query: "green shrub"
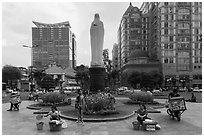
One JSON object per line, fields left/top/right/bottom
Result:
{"left": 84, "top": 93, "right": 115, "bottom": 114}
{"left": 41, "top": 92, "right": 66, "bottom": 104}
{"left": 129, "top": 91, "right": 154, "bottom": 103}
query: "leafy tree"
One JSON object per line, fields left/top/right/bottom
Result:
{"left": 149, "top": 71, "right": 163, "bottom": 88}
{"left": 127, "top": 72, "right": 141, "bottom": 89}
{"left": 75, "top": 65, "right": 90, "bottom": 90}
{"left": 32, "top": 69, "right": 46, "bottom": 88}
{"left": 2, "top": 65, "right": 21, "bottom": 88}
{"left": 41, "top": 75, "right": 55, "bottom": 91}
{"left": 127, "top": 71, "right": 162, "bottom": 89}
{"left": 109, "top": 69, "right": 119, "bottom": 88}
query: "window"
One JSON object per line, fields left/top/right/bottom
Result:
{"left": 164, "top": 2, "right": 168, "bottom": 5}
{"left": 178, "top": 9, "right": 190, "bottom": 14}
{"left": 164, "top": 22, "right": 168, "bottom": 27}
{"left": 164, "top": 29, "right": 168, "bottom": 34}
{"left": 194, "top": 57, "right": 199, "bottom": 63}
{"left": 164, "top": 58, "right": 168, "bottom": 63}
{"left": 194, "top": 7, "right": 199, "bottom": 13}
{"left": 165, "top": 15, "right": 168, "bottom": 20}
{"left": 170, "top": 36, "right": 173, "bottom": 41}
{"left": 169, "top": 58, "right": 174, "bottom": 63}
{"left": 195, "top": 43, "right": 199, "bottom": 49}
{"left": 177, "top": 64, "right": 190, "bottom": 71}
{"left": 169, "top": 43, "right": 173, "bottom": 49}
{"left": 170, "top": 15, "right": 174, "bottom": 20}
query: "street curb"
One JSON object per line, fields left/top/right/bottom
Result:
{"left": 59, "top": 111, "right": 136, "bottom": 122}
{"left": 26, "top": 106, "right": 42, "bottom": 110}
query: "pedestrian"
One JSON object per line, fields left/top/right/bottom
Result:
{"left": 7, "top": 93, "right": 21, "bottom": 111}
{"left": 76, "top": 90, "right": 85, "bottom": 125}
{"left": 44, "top": 105, "right": 60, "bottom": 121}
{"left": 136, "top": 103, "right": 150, "bottom": 125}
{"left": 186, "top": 92, "right": 197, "bottom": 102}
{"left": 168, "top": 88, "right": 180, "bottom": 100}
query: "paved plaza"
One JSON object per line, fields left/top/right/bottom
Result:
{"left": 2, "top": 99, "right": 202, "bottom": 135}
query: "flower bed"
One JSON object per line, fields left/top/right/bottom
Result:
{"left": 84, "top": 92, "right": 116, "bottom": 115}
{"left": 40, "top": 92, "right": 71, "bottom": 106}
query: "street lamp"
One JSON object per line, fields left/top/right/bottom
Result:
{"left": 22, "top": 45, "right": 34, "bottom": 92}
{"left": 22, "top": 45, "right": 33, "bottom": 66}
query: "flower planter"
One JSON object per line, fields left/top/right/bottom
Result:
{"left": 36, "top": 122, "right": 44, "bottom": 130}
{"left": 49, "top": 121, "right": 62, "bottom": 131}
{"left": 132, "top": 121, "right": 140, "bottom": 130}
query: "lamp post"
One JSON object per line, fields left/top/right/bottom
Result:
{"left": 22, "top": 45, "right": 34, "bottom": 92}
{"left": 22, "top": 45, "right": 33, "bottom": 66}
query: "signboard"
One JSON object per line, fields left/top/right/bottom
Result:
{"left": 169, "top": 97, "right": 187, "bottom": 111}
{"left": 146, "top": 124, "right": 156, "bottom": 131}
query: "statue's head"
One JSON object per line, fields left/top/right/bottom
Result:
{"left": 95, "top": 13, "right": 100, "bottom": 20}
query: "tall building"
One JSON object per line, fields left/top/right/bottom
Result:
{"left": 140, "top": 2, "right": 202, "bottom": 88}
{"left": 112, "top": 43, "right": 119, "bottom": 70}
{"left": 116, "top": 3, "right": 161, "bottom": 87}
{"left": 115, "top": 2, "right": 202, "bottom": 88}
{"left": 118, "top": 3, "right": 143, "bottom": 68}
{"left": 72, "top": 33, "right": 77, "bottom": 68}
{"left": 32, "top": 21, "right": 77, "bottom": 69}
{"left": 157, "top": 2, "right": 202, "bottom": 88}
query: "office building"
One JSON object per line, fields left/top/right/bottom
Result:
{"left": 112, "top": 43, "right": 119, "bottom": 70}
{"left": 32, "top": 21, "right": 77, "bottom": 69}
{"left": 156, "top": 2, "right": 202, "bottom": 88}
{"left": 115, "top": 2, "right": 202, "bottom": 88}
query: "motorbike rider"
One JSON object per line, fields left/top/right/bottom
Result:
{"left": 168, "top": 88, "right": 180, "bottom": 119}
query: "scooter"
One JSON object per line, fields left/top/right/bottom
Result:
{"left": 167, "top": 109, "right": 182, "bottom": 121}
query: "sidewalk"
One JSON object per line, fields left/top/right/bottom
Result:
{"left": 2, "top": 100, "right": 202, "bottom": 135}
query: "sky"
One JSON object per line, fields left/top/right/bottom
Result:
{"left": 2, "top": 1, "right": 142, "bottom": 68}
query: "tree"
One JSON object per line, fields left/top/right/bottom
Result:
{"left": 2, "top": 65, "right": 21, "bottom": 88}
{"left": 32, "top": 69, "right": 46, "bottom": 88}
{"left": 149, "top": 71, "right": 163, "bottom": 88}
{"left": 41, "top": 75, "right": 55, "bottom": 91}
{"left": 109, "top": 69, "right": 119, "bottom": 88}
{"left": 127, "top": 71, "right": 163, "bottom": 89}
{"left": 75, "top": 65, "right": 90, "bottom": 90}
{"left": 127, "top": 72, "right": 141, "bottom": 89}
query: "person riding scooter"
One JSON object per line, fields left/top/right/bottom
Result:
{"left": 168, "top": 88, "right": 181, "bottom": 120}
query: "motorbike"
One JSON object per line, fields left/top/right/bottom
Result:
{"left": 166, "top": 97, "right": 187, "bottom": 121}
{"left": 167, "top": 108, "right": 182, "bottom": 121}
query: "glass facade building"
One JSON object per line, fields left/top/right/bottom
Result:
{"left": 32, "top": 21, "right": 77, "bottom": 69}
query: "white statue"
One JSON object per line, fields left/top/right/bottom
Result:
{"left": 90, "top": 13, "right": 104, "bottom": 67}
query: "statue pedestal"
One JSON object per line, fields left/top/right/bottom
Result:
{"left": 89, "top": 67, "right": 105, "bottom": 93}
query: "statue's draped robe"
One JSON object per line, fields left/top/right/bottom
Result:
{"left": 90, "top": 15, "right": 104, "bottom": 67}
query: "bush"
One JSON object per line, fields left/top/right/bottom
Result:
{"left": 84, "top": 93, "right": 115, "bottom": 114}
{"left": 129, "top": 91, "right": 154, "bottom": 103}
{"left": 41, "top": 92, "right": 66, "bottom": 104}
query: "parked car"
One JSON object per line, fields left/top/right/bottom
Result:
{"left": 133, "top": 89, "right": 142, "bottom": 92}
{"left": 179, "top": 87, "right": 188, "bottom": 92}
{"left": 64, "top": 90, "right": 72, "bottom": 94}
{"left": 193, "top": 87, "right": 202, "bottom": 93}
{"left": 152, "top": 89, "right": 162, "bottom": 93}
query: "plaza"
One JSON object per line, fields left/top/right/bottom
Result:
{"left": 2, "top": 98, "right": 202, "bottom": 135}
{"left": 2, "top": 2, "right": 202, "bottom": 135}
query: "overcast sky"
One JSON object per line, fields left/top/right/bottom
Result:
{"left": 2, "top": 2, "right": 142, "bottom": 68}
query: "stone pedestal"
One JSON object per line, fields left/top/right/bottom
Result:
{"left": 89, "top": 67, "right": 105, "bottom": 93}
